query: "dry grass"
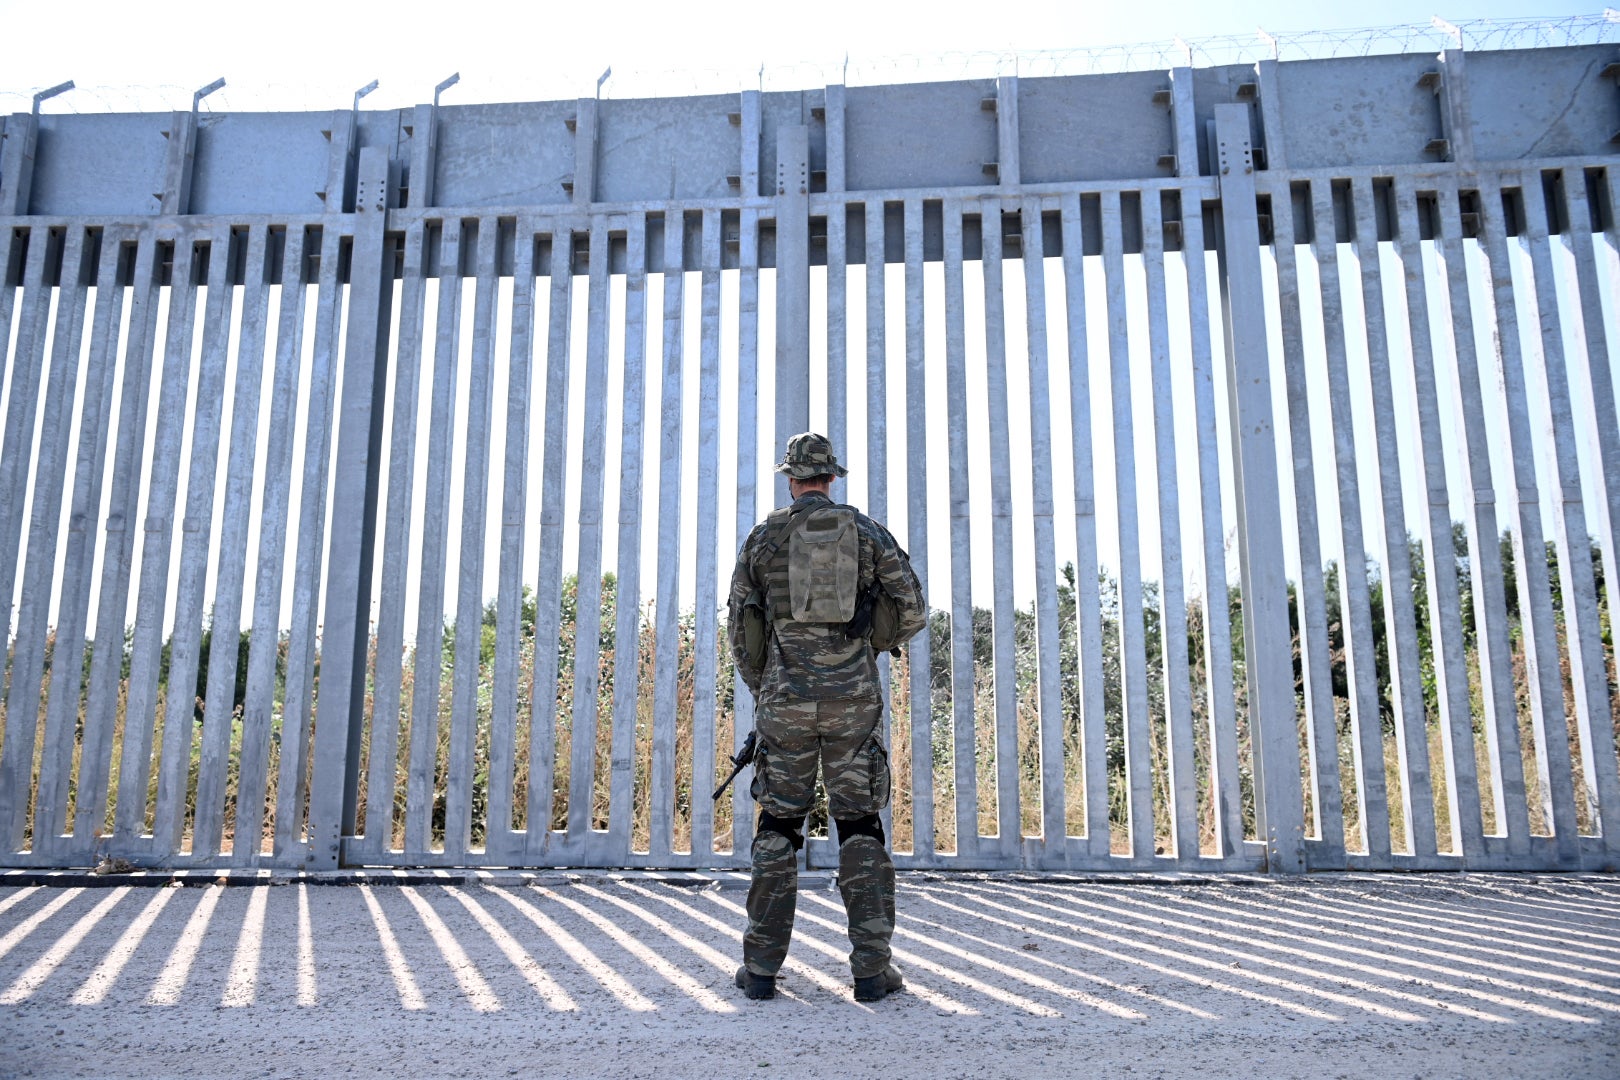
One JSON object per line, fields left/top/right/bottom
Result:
{"left": 6, "top": 539, "right": 1618, "bottom": 865}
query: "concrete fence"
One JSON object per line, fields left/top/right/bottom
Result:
{"left": 0, "top": 42, "right": 1617, "bottom": 874}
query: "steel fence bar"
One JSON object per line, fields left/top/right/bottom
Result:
{"left": 1265, "top": 179, "right": 1343, "bottom": 860}
{"left": 236, "top": 225, "right": 310, "bottom": 862}
{"left": 1389, "top": 181, "right": 1484, "bottom": 860}
{"left": 1432, "top": 178, "right": 1531, "bottom": 853}
{"left": 608, "top": 213, "right": 649, "bottom": 862}
{"left": 1018, "top": 196, "right": 1068, "bottom": 867}
{"left": 1308, "top": 179, "right": 1391, "bottom": 863}
{"left": 0, "top": 225, "right": 55, "bottom": 851}
{"left": 1177, "top": 187, "right": 1242, "bottom": 859}
{"left": 445, "top": 216, "right": 501, "bottom": 858}
{"left": 112, "top": 233, "right": 199, "bottom": 847}
{"left": 730, "top": 206, "right": 760, "bottom": 862}
{"left": 525, "top": 230, "right": 573, "bottom": 860}
{"left": 565, "top": 214, "right": 612, "bottom": 852}
{"left": 1057, "top": 193, "right": 1109, "bottom": 861}
{"left": 902, "top": 196, "right": 935, "bottom": 861}
{"left": 485, "top": 217, "right": 537, "bottom": 863}
{"left": 1100, "top": 189, "right": 1154, "bottom": 862}
{"left": 54, "top": 226, "right": 131, "bottom": 851}
{"left": 151, "top": 223, "right": 233, "bottom": 856}
{"left": 864, "top": 198, "right": 893, "bottom": 838}
{"left": 689, "top": 208, "right": 724, "bottom": 859}
{"left": 941, "top": 198, "right": 978, "bottom": 860}
{"left": 649, "top": 210, "right": 686, "bottom": 861}
{"left": 14, "top": 225, "right": 90, "bottom": 854}
{"left": 403, "top": 218, "right": 465, "bottom": 857}
{"left": 1349, "top": 177, "right": 1437, "bottom": 859}
{"left": 1559, "top": 169, "right": 1620, "bottom": 856}
{"left": 0, "top": 223, "right": 17, "bottom": 438}
{"left": 91, "top": 232, "right": 162, "bottom": 845}
{"left": 0, "top": 224, "right": 52, "bottom": 661}
{"left": 1477, "top": 171, "right": 1578, "bottom": 864}
{"left": 192, "top": 223, "right": 273, "bottom": 859}
{"left": 1520, "top": 174, "right": 1620, "bottom": 851}
{"left": 360, "top": 221, "right": 429, "bottom": 859}
{"left": 271, "top": 223, "right": 345, "bottom": 857}
{"left": 979, "top": 197, "right": 1021, "bottom": 859}
{"left": 826, "top": 200, "right": 848, "bottom": 482}
{"left": 1141, "top": 190, "right": 1198, "bottom": 862}
{"left": 1577, "top": 168, "right": 1620, "bottom": 700}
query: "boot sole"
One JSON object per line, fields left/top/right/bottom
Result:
{"left": 853, "top": 978, "right": 901, "bottom": 1002}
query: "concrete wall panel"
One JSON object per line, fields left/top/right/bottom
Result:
{"left": 1273, "top": 53, "right": 1440, "bottom": 170}
{"left": 1468, "top": 46, "right": 1619, "bottom": 161}
{"left": 597, "top": 93, "right": 738, "bottom": 203}
{"left": 431, "top": 101, "right": 575, "bottom": 209}
{"left": 845, "top": 80, "right": 996, "bottom": 191}
{"left": 1020, "top": 71, "right": 1171, "bottom": 182}
{"left": 29, "top": 113, "right": 168, "bottom": 216}
{"left": 7, "top": 46, "right": 1614, "bottom": 217}
{"left": 190, "top": 112, "right": 329, "bottom": 216}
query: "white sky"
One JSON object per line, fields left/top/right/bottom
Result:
{"left": 0, "top": 1, "right": 1604, "bottom": 112}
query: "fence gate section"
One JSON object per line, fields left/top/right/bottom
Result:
{"left": 1, "top": 38, "right": 1618, "bottom": 875}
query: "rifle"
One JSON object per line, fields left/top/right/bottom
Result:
{"left": 712, "top": 730, "right": 759, "bottom": 801}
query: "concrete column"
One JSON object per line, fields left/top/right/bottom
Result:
{"left": 308, "top": 145, "right": 398, "bottom": 868}
{"left": 1253, "top": 59, "right": 1288, "bottom": 171}
{"left": 407, "top": 102, "right": 439, "bottom": 208}
{"left": 774, "top": 124, "right": 810, "bottom": 503}
{"left": 572, "top": 97, "right": 598, "bottom": 205}
{"left": 1168, "top": 68, "right": 1199, "bottom": 177}
{"left": 1437, "top": 47, "right": 1476, "bottom": 165}
{"left": 1212, "top": 103, "right": 1304, "bottom": 874}
{"left": 321, "top": 108, "right": 360, "bottom": 213}
{"left": 823, "top": 85, "right": 846, "bottom": 193}
{"left": 995, "top": 76, "right": 1021, "bottom": 188}
{"left": 739, "top": 90, "right": 761, "bottom": 197}
{"left": 158, "top": 110, "right": 199, "bottom": 216}
{"left": 0, "top": 114, "right": 38, "bottom": 215}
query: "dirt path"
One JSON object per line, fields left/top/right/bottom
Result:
{"left": 2, "top": 873, "right": 1616, "bottom": 1078}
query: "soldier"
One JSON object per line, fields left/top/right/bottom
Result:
{"left": 727, "top": 432, "right": 926, "bottom": 1003}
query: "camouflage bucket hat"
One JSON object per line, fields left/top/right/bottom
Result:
{"left": 775, "top": 432, "right": 849, "bottom": 479}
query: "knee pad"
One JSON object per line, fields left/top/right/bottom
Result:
{"left": 834, "top": 813, "right": 885, "bottom": 847}
{"left": 757, "top": 811, "right": 806, "bottom": 852}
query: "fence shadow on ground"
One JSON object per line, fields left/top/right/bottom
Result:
{"left": 2, "top": 878, "right": 1618, "bottom": 1028}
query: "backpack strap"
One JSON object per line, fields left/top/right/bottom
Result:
{"left": 761, "top": 500, "right": 823, "bottom": 560}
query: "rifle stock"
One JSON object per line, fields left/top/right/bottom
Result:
{"left": 713, "top": 730, "right": 759, "bottom": 801}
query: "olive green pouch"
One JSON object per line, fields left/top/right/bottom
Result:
{"left": 867, "top": 590, "right": 900, "bottom": 653}
{"left": 741, "top": 588, "right": 770, "bottom": 674}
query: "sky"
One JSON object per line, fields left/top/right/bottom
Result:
{"left": 0, "top": 1, "right": 1607, "bottom": 113}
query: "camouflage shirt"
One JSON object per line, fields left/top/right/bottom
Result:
{"left": 728, "top": 491, "right": 926, "bottom": 707}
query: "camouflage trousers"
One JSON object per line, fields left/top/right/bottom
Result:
{"left": 744, "top": 697, "right": 895, "bottom": 980}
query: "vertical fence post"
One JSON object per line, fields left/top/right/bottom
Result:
{"left": 307, "top": 146, "right": 397, "bottom": 870}
{"left": 774, "top": 125, "right": 810, "bottom": 504}
{"left": 0, "top": 112, "right": 39, "bottom": 214}
{"left": 1211, "top": 104, "right": 1304, "bottom": 874}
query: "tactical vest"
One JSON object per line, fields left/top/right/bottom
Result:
{"left": 761, "top": 502, "right": 862, "bottom": 625}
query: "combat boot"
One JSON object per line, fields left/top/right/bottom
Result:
{"left": 735, "top": 966, "right": 777, "bottom": 1000}
{"left": 853, "top": 964, "right": 903, "bottom": 1002}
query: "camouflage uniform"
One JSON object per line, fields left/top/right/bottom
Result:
{"left": 727, "top": 434, "right": 926, "bottom": 988}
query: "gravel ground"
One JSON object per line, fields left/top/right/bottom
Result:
{"left": 1, "top": 873, "right": 1616, "bottom": 1079}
